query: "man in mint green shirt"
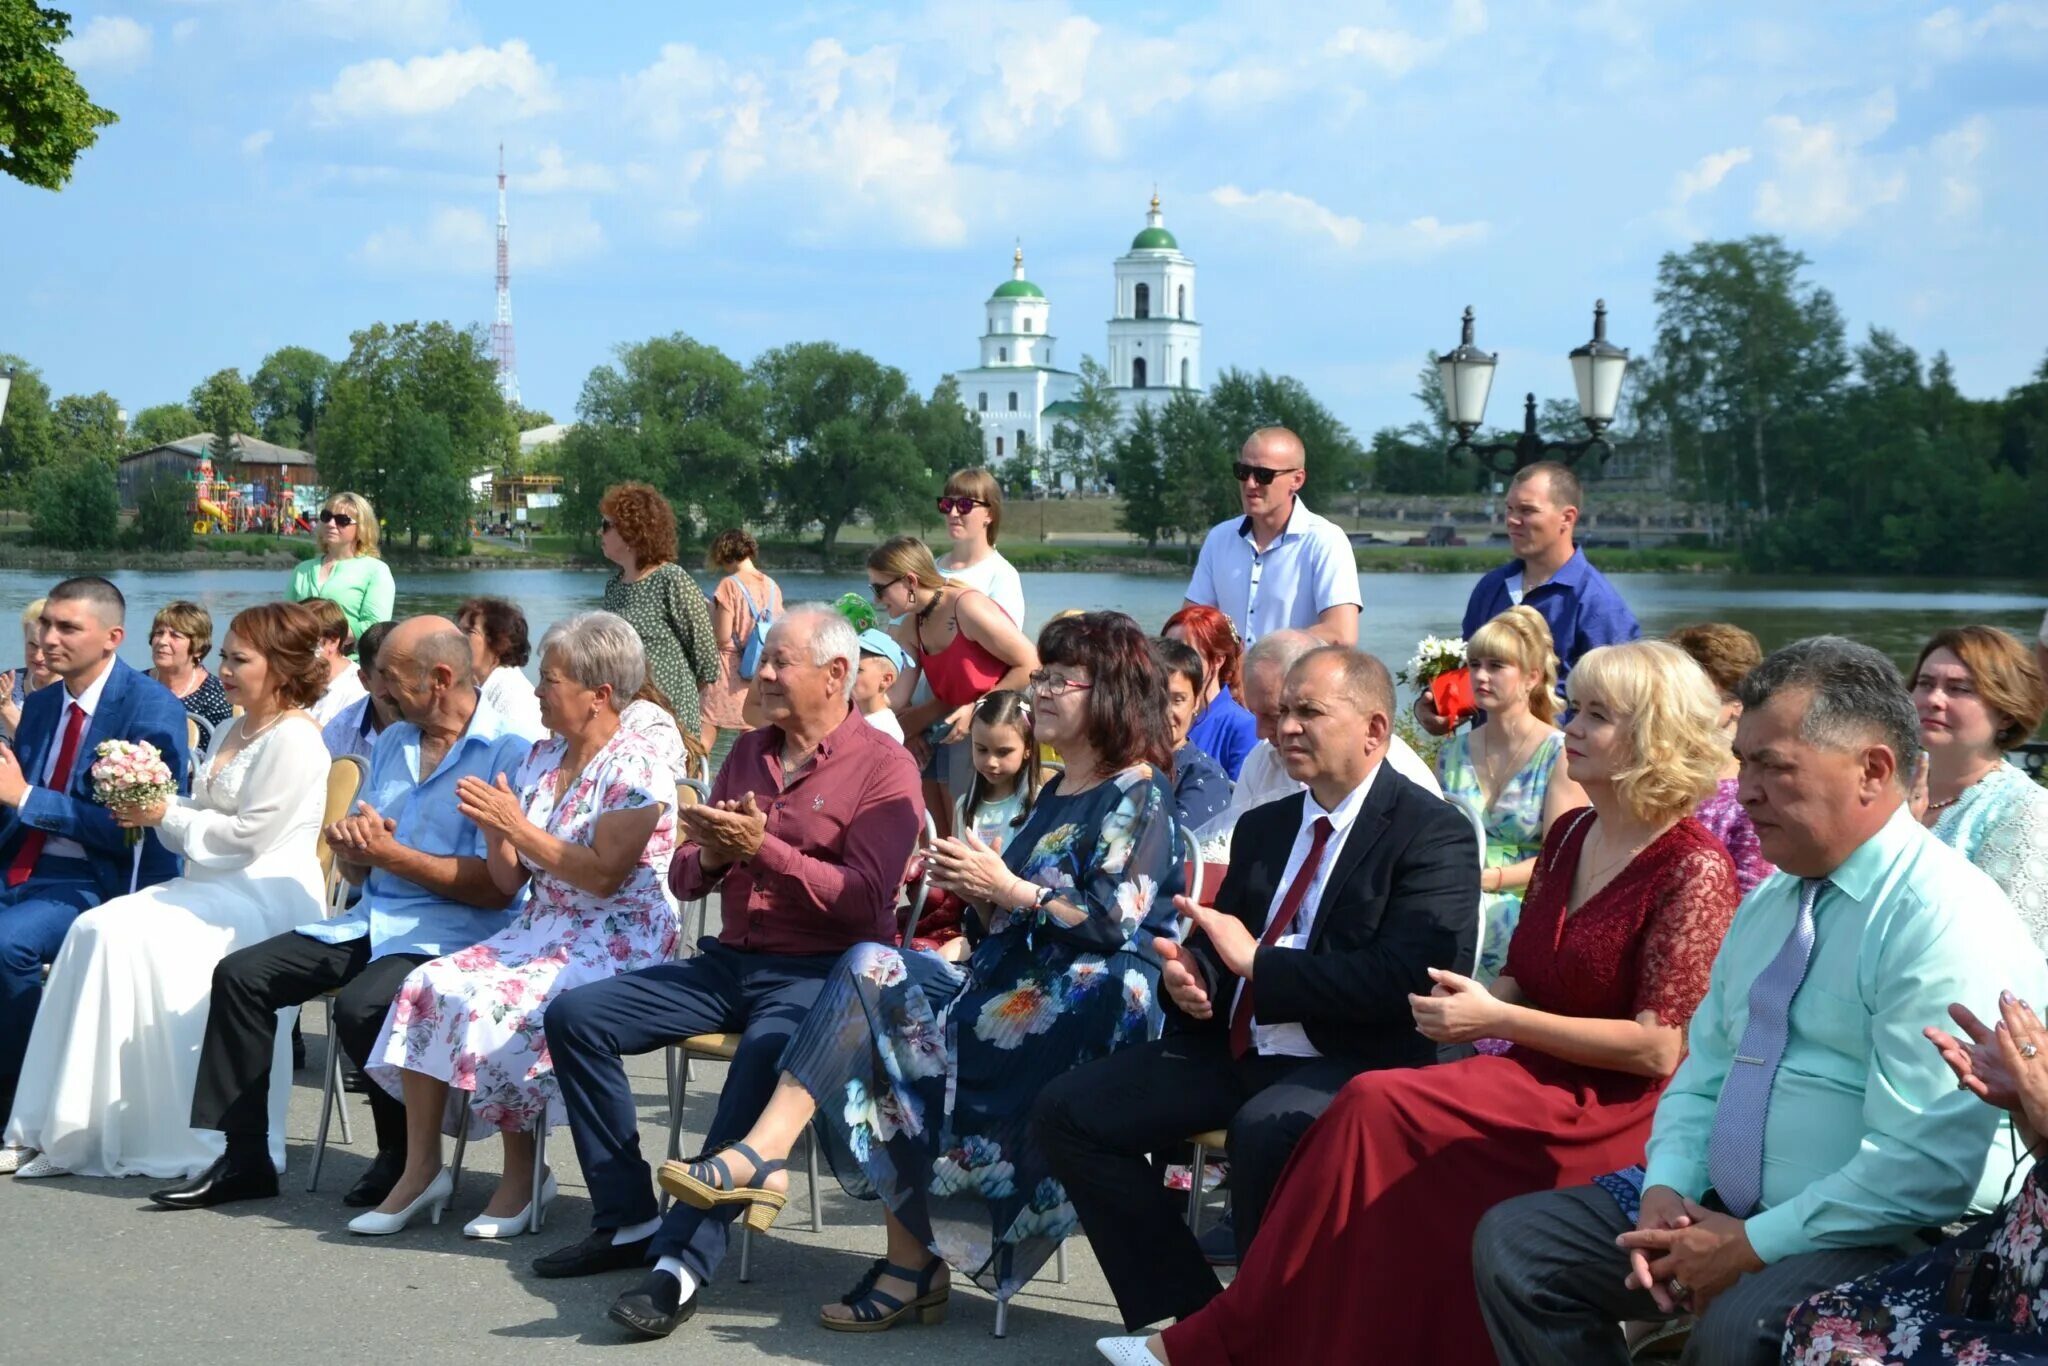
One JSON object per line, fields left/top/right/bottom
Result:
{"left": 1475, "top": 637, "right": 2048, "bottom": 1365}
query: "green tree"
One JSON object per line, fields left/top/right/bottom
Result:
{"left": 28, "top": 455, "right": 117, "bottom": 548}
{"left": 1204, "top": 368, "right": 1368, "bottom": 509}
{"left": 250, "top": 346, "right": 333, "bottom": 449}
{"left": 318, "top": 321, "right": 510, "bottom": 551}
{"left": 507, "top": 402, "right": 556, "bottom": 431}
{"left": 189, "top": 368, "right": 257, "bottom": 466}
{"left": 50, "top": 389, "right": 122, "bottom": 463}
{"left": 1157, "top": 389, "right": 1235, "bottom": 555}
{"left": 564, "top": 333, "right": 765, "bottom": 543}
{"left": 0, "top": 2, "right": 118, "bottom": 190}
{"left": 0, "top": 355, "right": 57, "bottom": 494}
{"left": 129, "top": 470, "right": 193, "bottom": 551}
{"left": 1047, "top": 355, "right": 1122, "bottom": 491}
{"left": 127, "top": 401, "right": 198, "bottom": 450}
{"left": 1112, "top": 405, "right": 1169, "bottom": 548}
{"left": 753, "top": 341, "right": 931, "bottom": 556}
{"left": 904, "top": 375, "right": 985, "bottom": 482}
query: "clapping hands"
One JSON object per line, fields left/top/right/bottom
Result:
{"left": 1927, "top": 992, "right": 2048, "bottom": 1133}
{"left": 678, "top": 792, "right": 767, "bottom": 868}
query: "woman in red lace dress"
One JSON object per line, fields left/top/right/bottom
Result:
{"left": 1097, "top": 641, "right": 1744, "bottom": 1366}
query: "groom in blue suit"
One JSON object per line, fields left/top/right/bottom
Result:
{"left": 0, "top": 577, "right": 188, "bottom": 1123}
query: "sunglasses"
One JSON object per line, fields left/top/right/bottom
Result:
{"left": 868, "top": 575, "right": 904, "bottom": 602}
{"left": 317, "top": 510, "right": 356, "bottom": 527}
{"left": 937, "top": 496, "right": 988, "bottom": 515}
{"left": 1233, "top": 463, "right": 1301, "bottom": 486}
{"left": 598, "top": 517, "right": 614, "bottom": 532}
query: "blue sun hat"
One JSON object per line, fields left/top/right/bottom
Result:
{"left": 856, "top": 627, "right": 908, "bottom": 674}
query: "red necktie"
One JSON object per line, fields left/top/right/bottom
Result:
{"left": 1228, "top": 815, "right": 1333, "bottom": 1059}
{"left": 8, "top": 702, "right": 88, "bottom": 887}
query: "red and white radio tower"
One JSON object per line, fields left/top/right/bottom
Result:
{"left": 491, "top": 143, "right": 520, "bottom": 406}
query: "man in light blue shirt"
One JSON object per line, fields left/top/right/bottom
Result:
{"left": 1184, "top": 427, "right": 1361, "bottom": 648}
{"left": 1475, "top": 636, "right": 2048, "bottom": 1365}
{"left": 153, "top": 617, "right": 531, "bottom": 1214}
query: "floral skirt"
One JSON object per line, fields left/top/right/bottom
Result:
{"left": 1781, "top": 1167, "right": 2048, "bottom": 1364}
{"left": 781, "top": 941, "right": 1079, "bottom": 1300}
{"left": 368, "top": 910, "right": 675, "bottom": 1139}
{"left": 1476, "top": 888, "right": 1523, "bottom": 985}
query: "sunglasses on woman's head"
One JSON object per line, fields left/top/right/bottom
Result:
{"left": 1232, "top": 463, "right": 1300, "bottom": 486}
{"left": 936, "top": 496, "right": 988, "bottom": 515}
{"left": 317, "top": 511, "right": 355, "bottom": 527}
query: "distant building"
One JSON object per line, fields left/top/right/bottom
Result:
{"left": 1107, "top": 194, "right": 1202, "bottom": 422}
{"left": 116, "top": 432, "right": 317, "bottom": 510}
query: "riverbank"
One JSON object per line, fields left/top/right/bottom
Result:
{"left": 0, "top": 536, "right": 1742, "bottom": 577}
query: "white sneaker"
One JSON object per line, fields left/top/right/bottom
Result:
{"left": 1097, "top": 1337, "right": 1165, "bottom": 1364}
{"left": 0, "top": 1147, "right": 35, "bottom": 1175}
{"left": 13, "top": 1153, "right": 67, "bottom": 1179}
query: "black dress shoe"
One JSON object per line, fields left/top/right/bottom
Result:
{"left": 1198, "top": 1216, "right": 1238, "bottom": 1267}
{"left": 342, "top": 1152, "right": 406, "bottom": 1208}
{"left": 533, "top": 1227, "right": 655, "bottom": 1279}
{"left": 608, "top": 1271, "right": 698, "bottom": 1339}
{"left": 150, "top": 1154, "right": 280, "bottom": 1210}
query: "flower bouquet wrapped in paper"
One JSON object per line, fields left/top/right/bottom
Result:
{"left": 90, "top": 739, "right": 177, "bottom": 849}
{"left": 1399, "top": 634, "right": 1477, "bottom": 728}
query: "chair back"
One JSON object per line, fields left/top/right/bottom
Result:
{"left": 318, "top": 755, "right": 368, "bottom": 894}
{"left": 898, "top": 808, "right": 939, "bottom": 945}
{"left": 186, "top": 712, "right": 216, "bottom": 760}
{"left": 677, "top": 778, "right": 707, "bottom": 809}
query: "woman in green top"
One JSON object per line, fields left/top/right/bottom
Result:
{"left": 598, "top": 482, "right": 719, "bottom": 736}
{"left": 288, "top": 491, "right": 395, "bottom": 646}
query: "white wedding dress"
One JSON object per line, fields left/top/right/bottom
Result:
{"left": 3, "top": 714, "right": 329, "bottom": 1177}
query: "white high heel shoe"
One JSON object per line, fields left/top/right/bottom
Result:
{"left": 462, "top": 1173, "right": 558, "bottom": 1239}
{"left": 347, "top": 1168, "right": 454, "bottom": 1236}
{"left": 1097, "top": 1337, "right": 1165, "bottom": 1365}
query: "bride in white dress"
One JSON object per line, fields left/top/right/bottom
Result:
{"left": 4, "top": 602, "right": 333, "bottom": 1179}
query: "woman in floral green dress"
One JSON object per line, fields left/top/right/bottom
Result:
{"left": 660, "top": 612, "right": 1183, "bottom": 1333}
{"left": 597, "top": 482, "right": 719, "bottom": 737}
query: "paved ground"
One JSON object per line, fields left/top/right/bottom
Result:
{"left": 0, "top": 1015, "right": 1148, "bottom": 1365}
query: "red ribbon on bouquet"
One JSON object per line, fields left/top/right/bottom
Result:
{"left": 1430, "top": 666, "right": 1479, "bottom": 728}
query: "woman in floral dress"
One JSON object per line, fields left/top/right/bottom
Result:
{"left": 660, "top": 611, "right": 1182, "bottom": 1334}
{"left": 355, "top": 612, "right": 678, "bottom": 1239}
{"left": 1781, "top": 991, "right": 2048, "bottom": 1364}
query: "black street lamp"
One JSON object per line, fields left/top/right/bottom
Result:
{"left": 1440, "top": 301, "right": 1629, "bottom": 475}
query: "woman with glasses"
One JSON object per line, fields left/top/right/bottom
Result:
{"left": 0, "top": 598, "right": 60, "bottom": 743}
{"left": 934, "top": 469, "right": 1024, "bottom": 625}
{"left": 868, "top": 534, "right": 1038, "bottom": 836}
{"left": 597, "top": 482, "right": 719, "bottom": 742}
{"left": 146, "top": 602, "right": 234, "bottom": 753}
{"left": 287, "top": 492, "right": 395, "bottom": 648}
{"left": 658, "top": 611, "right": 1181, "bottom": 1335}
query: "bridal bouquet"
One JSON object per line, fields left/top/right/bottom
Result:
{"left": 90, "top": 739, "right": 178, "bottom": 847}
{"left": 1399, "top": 634, "right": 1478, "bottom": 727}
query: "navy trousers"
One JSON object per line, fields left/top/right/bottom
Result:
{"left": 546, "top": 940, "right": 839, "bottom": 1284}
{"left": 0, "top": 857, "right": 101, "bottom": 1117}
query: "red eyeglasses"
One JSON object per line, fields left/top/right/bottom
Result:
{"left": 936, "top": 496, "right": 989, "bottom": 515}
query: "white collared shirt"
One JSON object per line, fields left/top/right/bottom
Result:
{"left": 1184, "top": 498, "right": 1363, "bottom": 646}
{"left": 1235, "top": 765, "right": 1379, "bottom": 1058}
{"left": 32, "top": 661, "right": 115, "bottom": 862}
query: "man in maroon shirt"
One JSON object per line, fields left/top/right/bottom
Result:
{"left": 533, "top": 605, "right": 924, "bottom": 1337}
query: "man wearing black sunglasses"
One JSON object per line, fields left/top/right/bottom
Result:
{"left": 1184, "top": 427, "right": 1361, "bottom": 650}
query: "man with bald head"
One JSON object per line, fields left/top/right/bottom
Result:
{"left": 1184, "top": 427, "right": 1362, "bottom": 648}
{"left": 154, "top": 615, "right": 534, "bottom": 1212}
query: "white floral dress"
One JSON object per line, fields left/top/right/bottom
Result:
{"left": 367, "top": 726, "right": 678, "bottom": 1137}
{"left": 779, "top": 765, "right": 1181, "bottom": 1299}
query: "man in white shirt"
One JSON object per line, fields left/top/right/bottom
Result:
{"left": 1040, "top": 645, "right": 1479, "bottom": 1336}
{"left": 1184, "top": 427, "right": 1362, "bottom": 648}
{"left": 1202, "top": 631, "right": 1438, "bottom": 848}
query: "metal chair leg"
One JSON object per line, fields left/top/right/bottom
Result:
{"left": 328, "top": 999, "right": 353, "bottom": 1146}
{"left": 993, "top": 1294, "right": 1009, "bottom": 1338}
{"left": 1186, "top": 1141, "right": 1208, "bottom": 1234}
{"left": 530, "top": 1119, "right": 549, "bottom": 1234}
{"left": 449, "top": 1093, "right": 473, "bottom": 1201}
{"left": 1055, "top": 1242, "right": 1068, "bottom": 1284}
{"left": 307, "top": 1023, "right": 342, "bottom": 1193}
{"left": 738, "top": 1221, "right": 753, "bottom": 1282}
{"left": 806, "top": 1124, "right": 823, "bottom": 1233}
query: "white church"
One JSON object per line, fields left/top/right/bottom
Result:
{"left": 948, "top": 194, "right": 1203, "bottom": 476}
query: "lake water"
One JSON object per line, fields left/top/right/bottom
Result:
{"left": 4, "top": 565, "right": 2042, "bottom": 692}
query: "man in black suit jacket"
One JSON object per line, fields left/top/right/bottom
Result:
{"left": 1034, "top": 645, "right": 1479, "bottom": 1333}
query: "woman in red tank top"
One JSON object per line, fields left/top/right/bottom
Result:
{"left": 866, "top": 536, "right": 1038, "bottom": 829}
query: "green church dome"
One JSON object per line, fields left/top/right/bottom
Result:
{"left": 1131, "top": 226, "right": 1179, "bottom": 250}
{"left": 991, "top": 278, "right": 1045, "bottom": 299}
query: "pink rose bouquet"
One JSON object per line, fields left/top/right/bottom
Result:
{"left": 89, "top": 739, "right": 178, "bottom": 846}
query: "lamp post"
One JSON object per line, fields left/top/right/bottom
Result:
{"left": 1440, "top": 301, "right": 1629, "bottom": 475}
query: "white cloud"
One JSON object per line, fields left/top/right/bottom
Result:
{"left": 973, "top": 15, "right": 1099, "bottom": 146}
{"left": 1653, "top": 146, "right": 1753, "bottom": 238}
{"left": 1753, "top": 90, "right": 1907, "bottom": 236}
{"left": 62, "top": 16, "right": 152, "bottom": 75}
{"left": 521, "top": 144, "right": 619, "bottom": 195}
{"left": 1326, "top": 0, "right": 1487, "bottom": 77}
{"left": 1919, "top": 3, "right": 2048, "bottom": 60}
{"left": 1929, "top": 117, "right": 1989, "bottom": 221}
{"left": 356, "top": 201, "right": 606, "bottom": 275}
{"left": 240, "top": 129, "right": 274, "bottom": 157}
{"left": 1208, "top": 185, "right": 1487, "bottom": 257}
{"left": 313, "top": 40, "right": 558, "bottom": 123}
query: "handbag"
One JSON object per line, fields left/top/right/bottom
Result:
{"left": 734, "top": 578, "right": 774, "bottom": 681}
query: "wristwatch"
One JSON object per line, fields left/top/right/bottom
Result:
{"left": 1024, "top": 883, "right": 1057, "bottom": 914}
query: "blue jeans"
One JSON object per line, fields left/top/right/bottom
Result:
{"left": 0, "top": 857, "right": 101, "bottom": 1115}
{"left": 545, "top": 939, "right": 840, "bottom": 1284}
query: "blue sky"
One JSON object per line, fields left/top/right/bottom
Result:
{"left": 5, "top": 0, "right": 2045, "bottom": 441}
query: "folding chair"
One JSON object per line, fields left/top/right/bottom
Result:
{"left": 447, "top": 1092, "right": 554, "bottom": 1233}
{"left": 306, "top": 755, "right": 368, "bottom": 1192}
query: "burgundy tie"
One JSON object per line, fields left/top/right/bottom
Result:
{"left": 1228, "top": 816, "right": 1334, "bottom": 1059}
{"left": 8, "top": 702, "right": 88, "bottom": 888}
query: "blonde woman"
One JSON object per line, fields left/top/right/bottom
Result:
{"left": 1102, "top": 641, "right": 1741, "bottom": 1366}
{"left": 1434, "top": 605, "right": 1586, "bottom": 982}
{"left": 0, "top": 598, "right": 58, "bottom": 741}
{"left": 288, "top": 491, "right": 395, "bottom": 647}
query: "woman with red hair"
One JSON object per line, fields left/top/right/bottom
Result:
{"left": 1163, "top": 606, "right": 1257, "bottom": 781}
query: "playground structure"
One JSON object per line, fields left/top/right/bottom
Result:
{"left": 187, "top": 457, "right": 317, "bottom": 536}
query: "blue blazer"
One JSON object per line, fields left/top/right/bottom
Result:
{"left": 0, "top": 659, "right": 191, "bottom": 900}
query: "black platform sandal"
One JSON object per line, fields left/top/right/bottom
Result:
{"left": 656, "top": 1141, "right": 788, "bottom": 1231}
{"left": 819, "top": 1257, "right": 948, "bottom": 1333}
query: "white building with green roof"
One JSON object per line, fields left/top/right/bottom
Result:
{"left": 949, "top": 244, "right": 1079, "bottom": 467}
{"left": 1108, "top": 193, "right": 1202, "bottom": 420}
